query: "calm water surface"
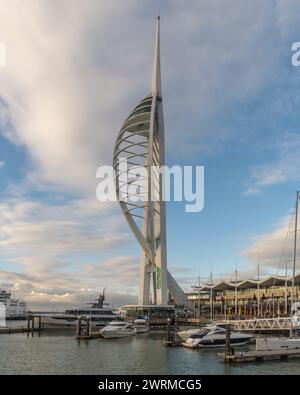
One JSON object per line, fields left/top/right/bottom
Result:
{"left": 1, "top": 322, "right": 300, "bottom": 375}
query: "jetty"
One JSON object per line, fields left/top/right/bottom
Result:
{"left": 224, "top": 348, "right": 300, "bottom": 363}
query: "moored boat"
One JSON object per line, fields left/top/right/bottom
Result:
{"left": 100, "top": 320, "right": 135, "bottom": 339}
{"left": 133, "top": 317, "right": 150, "bottom": 333}
{"left": 42, "top": 290, "right": 120, "bottom": 329}
{"left": 182, "top": 324, "right": 253, "bottom": 349}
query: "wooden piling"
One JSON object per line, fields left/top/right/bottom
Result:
{"left": 27, "top": 315, "right": 31, "bottom": 331}
{"left": 76, "top": 316, "right": 82, "bottom": 337}
{"left": 31, "top": 315, "right": 35, "bottom": 332}
{"left": 225, "top": 323, "right": 231, "bottom": 359}
{"left": 86, "top": 316, "right": 90, "bottom": 337}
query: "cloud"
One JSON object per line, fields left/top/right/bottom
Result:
{"left": 0, "top": 254, "right": 140, "bottom": 310}
{"left": 1, "top": 0, "right": 297, "bottom": 184}
{"left": 244, "top": 133, "right": 300, "bottom": 194}
{"left": 0, "top": 198, "right": 131, "bottom": 257}
{"left": 241, "top": 212, "right": 299, "bottom": 273}
{"left": 0, "top": 160, "right": 5, "bottom": 169}
{"left": 0, "top": 196, "right": 139, "bottom": 308}
{"left": 1, "top": 1, "right": 300, "bottom": 307}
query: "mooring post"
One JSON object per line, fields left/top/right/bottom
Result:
{"left": 167, "top": 318, "right": 171, "bottom": 342}
{"left": 76, "top": 316, "right": 82, "bottom": 337}
{"left": 38, "top": 315, "right": 42, "bottom": 330}
{"left": 86, "top": 316, "right": 90, "bottom": 337}
{"left": 225, "top": 323, "right": 231, "bottom": 360}
{"left": 27, "top": 315, "right": 31, "bottom": 332}
{"left": 31, "top": 315, "right": 35, "bottom": 333}
{"left": 174, "top": 314, "right": 178, "bottom": 342}
{"left": 89, "top": 316, "right": 92, "bottom": 336}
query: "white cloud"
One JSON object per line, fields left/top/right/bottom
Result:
{"left": 0, "top": 198, "right": 131, "bottom": 257}
{"left": 0, "top": 160, "right": 5, "bottom": 169}
{"left": 1, "top": 0, "right": 297, "bottom": 185}
{"left": 244, "top": 133, "right": 300, "bottom": 194}
{"left": 241, "top": 212, "right": 299, "bottom": 273}
{"left": 0, "top": 254, "right": 140, "bottom": 310}
{"left": 1, "top": 1, "right": 300, "bottom": 307}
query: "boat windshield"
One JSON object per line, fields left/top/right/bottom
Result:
{"left": 190, "top": 328, "right": 210, "bottom": 339}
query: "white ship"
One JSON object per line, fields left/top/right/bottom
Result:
{"left": 42, "top": 290, "right": 120, "bottom": 329}
{"left": 0, "top": 289, "right": 27, "bottom": 319}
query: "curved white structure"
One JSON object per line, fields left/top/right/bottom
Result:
{"left": 113, "top": 18, "right": 191, "bottom": 309}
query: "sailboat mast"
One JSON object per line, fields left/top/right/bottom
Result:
{"left": 290, "top": 190, "right": 299, "bottom": 336}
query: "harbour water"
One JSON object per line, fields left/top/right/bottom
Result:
{"left": 1, "top": 322, "right": 300, "bottom": 375}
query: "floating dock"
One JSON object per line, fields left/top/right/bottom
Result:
{"left": 224, "top": 348, "right": 300, "bottom": 363}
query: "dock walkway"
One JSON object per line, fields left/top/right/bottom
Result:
{"left": 218, "top": 317, "right": 291, "bottom": 333}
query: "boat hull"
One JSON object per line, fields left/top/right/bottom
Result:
{"left": 134, "top": 326, "right": 150, "bottom": 333}
{"left": 182, "top": 338, "right": 252, "bottom": 349}
{"left": 42, "top": 315, "right": 115, "bottom": 328}
{"left": 182, "top": 334, "right": 253, "bottom": 349}
{"left": 101, "top": 330, "right": 135, "bottom": 339}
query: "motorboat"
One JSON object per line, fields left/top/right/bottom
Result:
{"left": 133, "top": 317, "right": 150, "bottom": 333}
{"left": 100, "top": 320, "right": 135, "bottom": 339}
{"left": 182, "top": 325, "right": 253, "bottom": 349}
{"left": 177, "top": 328, "right": 204, "bottom": 341}
{"left": 42, "top": 290, "right": 120, "bottom": 329}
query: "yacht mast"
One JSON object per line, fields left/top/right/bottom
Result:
{"left": 290, "top": 190, "right": 299, "bottom": 336}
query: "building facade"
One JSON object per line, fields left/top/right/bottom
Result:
{"left": 187, "top": 274, "right": 300, "bottom": 319}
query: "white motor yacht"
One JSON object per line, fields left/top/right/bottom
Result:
{"left": 100, "top": 320, "right": 135, "bottom": 339}
{"left": 42, "top": 290, "right": 120, "bottom": 329}
{"left": 133, "top": 317, "right": 150, "bottom": 333}
{"left": 182, "top": 325, "right": 253, "bottom": 349}
{"left": 177, "top": 328, "right": 204, "bottom": 341}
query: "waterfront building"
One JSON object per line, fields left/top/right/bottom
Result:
{"left": 186, "top": 273, "right": 300, "bottom": 319}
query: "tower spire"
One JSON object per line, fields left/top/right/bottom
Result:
{"left": 151, "top": 16, "right": 162, "bottom": 96}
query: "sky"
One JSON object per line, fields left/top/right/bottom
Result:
{"left": 1, "top": 0, "right": 300, "bottom": 310}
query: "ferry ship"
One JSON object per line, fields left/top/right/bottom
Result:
{"left": 42, "top": 290, "right": 121, "bottom": 328}
{"left": 0, "top": 289, "right": 27, "bottom": 319}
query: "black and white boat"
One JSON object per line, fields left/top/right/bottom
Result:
{"left": 182, "top": 325, "right": 253, "bottom": 349}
